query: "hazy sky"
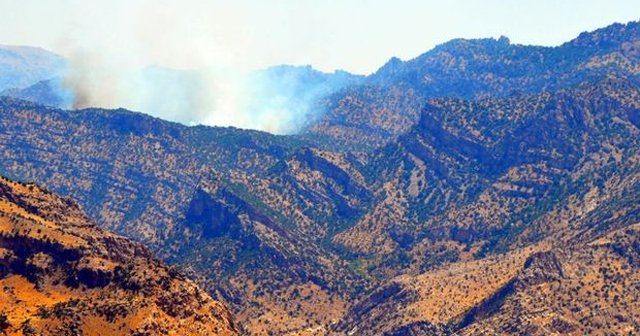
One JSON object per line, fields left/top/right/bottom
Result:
{"left": 1, "top": 0, "right": 639, "bottom": 74}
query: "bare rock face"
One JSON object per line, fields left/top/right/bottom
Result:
{"left": 518, "top": 251, "right": 565, "bottom": 287}
{"left": 0, "top": 176, "right": 237, "bottom": 335}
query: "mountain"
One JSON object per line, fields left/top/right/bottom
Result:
{"left": 0, "top": 45, "right": 65, "bottom": 92}
{"left": 334, "top": 76, "right": 640, "bottom": 257}
{"left": 333, "top": 77, "right": 640, "bottom": 334}
{"left": 337, "top": 225, "right": 640, "bottom": 335}
{"left": 1, "top": 77, "right": 638, "bottom": 335}
{"left": 0, "top": 21, "right": 639, "bottom": 335}
{"left": 306, "top": 21, "right": 640, "bottom": 149}
{"left": 0, "top": 175, "right": 237, "bottom": 335}
{"left": 0, "top": 97, "right": 370, "bottom": 335}
{"left": 2, "top": 22, "right": 638, "bottom": 145}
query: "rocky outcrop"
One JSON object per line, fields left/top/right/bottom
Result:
{"left": 519, "top": 251, "right": 565, "bottom": 286}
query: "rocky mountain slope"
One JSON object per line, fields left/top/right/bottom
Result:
{"left": 340, "top": 185, "right": 640, "bottom": 335}
{"left": 335, "top": 76, "right": 640, "bottom": 257}
{"left": 337, "top": 223, "right": 640, "bottom": 335}
{"left": 0, "top": 175, "right": 237, "bottom": 335}
{"left": 0, "top": 97, "right": 369, "bottom": 334}
{"left": 0, "top": 21, "right": 639, "bottom": 335}
{"left": 329, "top": 75, "right": 640, "bottom": 335}
{"left": 306, "top": 21, "right": 640, "bottom": 149}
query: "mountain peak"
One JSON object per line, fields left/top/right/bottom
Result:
{"left": 373, "top": 56, "right": 405, "bottom": 78}
{"left": 431, "top": 35, "right": 513, "bottom": 54}
{"left": 497, "top": 35, "right": 511, "bottom": 44}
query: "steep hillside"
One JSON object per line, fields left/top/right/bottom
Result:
{"left": 459, "top": 225, "right": 640, "bottom": 335}
{"left": 0, "top": 97, "right": 369, "bottom": 335}
{"left": 0, "top": 97, "right": 302, "bottom": 244}
{"left": 337, "top": 224, "right": 640, "bottom": 335}
{"left": 337, "top": 199, "right": 640, "bottom": 335}
{"left": 335, "top": 76, "right": 639, "bottom": 258}
{"left": 0, "top": 175, "right": 237, "bottom": 335}
{"left": 333, "top": 76, "right": 640, "bottom": 334}
{"left": 168, "top": 171, "right": 366, "bottom": 335}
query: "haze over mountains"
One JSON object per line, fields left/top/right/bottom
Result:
{"left": 0, "top": 20, "right": 639, "bottom": 335}
{"left": 3, "top": 21, "right": 640, "bottom": 139}
{"left": 0, "top": 45, "right": 66, "bottom": 92}
{"left": 0, "top": 48, "right": 363, "bottom": 134}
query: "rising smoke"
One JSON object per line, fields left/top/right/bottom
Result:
{"left": 47, "top": 1, "right": 361, "bottom": 134}
{"left": 58, "top": 59, "right": 359, "bottom": 134}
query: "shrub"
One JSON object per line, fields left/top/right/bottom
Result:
{"left": 0, "top": 312, "right": 10, "bottom": 333}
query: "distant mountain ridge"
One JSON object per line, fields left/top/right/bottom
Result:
{"left": 0, "top": 61, "right": 363, "bottom": 134}
{"left": 2, "top": 21, "right": 638, "bottom": 141}
{"left": 306, "top": 20, "right": 640, "bottom": 149}
{"left": 0, "top": 44, "right": 65, "bottom": 92}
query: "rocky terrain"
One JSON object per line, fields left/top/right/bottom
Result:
{"left": 0, "top": 175, "right": 237, "bottom": 335}
{"left": 0, "top": 20, "right": 639, "bottom": 335}
{"left": 0, "top": 97, "right": 374, "bottom": 334}
{"left": 338, "top": 223, "right": 640, "bottom": 336}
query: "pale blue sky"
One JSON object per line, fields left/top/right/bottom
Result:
{"left": 0, "top": 0, "right": 638, "bottom": 74}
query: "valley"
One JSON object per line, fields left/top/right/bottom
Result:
{"left": 0, "top": 19, "right": 639, "bottom": 336}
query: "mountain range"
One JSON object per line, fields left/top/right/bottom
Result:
{"left": 0, "top": 20, "right": 639, "bottom": 335}
{"left": 306, "top": 21, "right": 640, "bottom": 149}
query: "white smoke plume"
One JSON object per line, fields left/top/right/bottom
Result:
{"left": 59, "top": 57, "right": 358, "bottom": 134}
{"left": 46, "top": 0, "right": 360, "bottom": 134}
